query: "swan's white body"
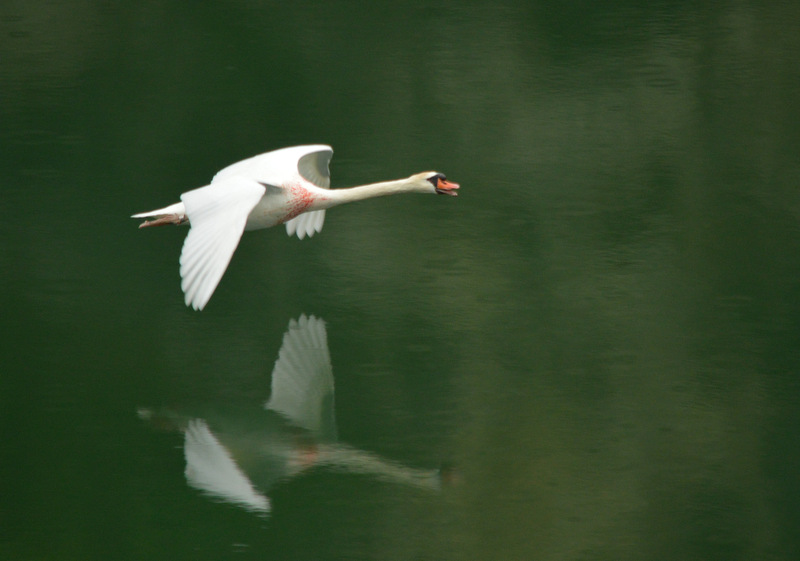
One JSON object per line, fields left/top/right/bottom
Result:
{"left": 133, "top": 145, "right": 458, "bottom": 310}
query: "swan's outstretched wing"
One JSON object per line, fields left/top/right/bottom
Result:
{"left": 296, "top": 148, "right": 332, "bottom": 188}
{"left": 265, "top": 315, "right": 336, "bottom": 441}
{"left": 184, "top": 419, "right": 270, "bottom": 513}
{"left": 285, "top": 210, "right": 325, "bottom": 240}
{"left": 179, "top": 177, "right": 265, "bottom": 310}
{"left": 212, "top": 145, "right": 332, "bottom": 187}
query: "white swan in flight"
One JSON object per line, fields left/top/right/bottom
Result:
{"left": 132, "top": 145, "right": 459, "bottom": 310}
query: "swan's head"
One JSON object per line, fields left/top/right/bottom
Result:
{"left": 412, "top": 172, "right": 460, "bottom": 196}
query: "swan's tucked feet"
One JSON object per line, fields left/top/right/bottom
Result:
{"left": 138, "top": 214, "right": 186, "bottom": 228}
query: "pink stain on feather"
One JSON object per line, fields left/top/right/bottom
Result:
{"left": 283, "top": 182, "right": 316, "bottom": 223}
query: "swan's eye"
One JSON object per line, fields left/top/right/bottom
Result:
{"left": 427, "top": 174, "right": 445, "bottom": 187}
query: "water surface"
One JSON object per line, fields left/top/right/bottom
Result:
{"left": 2, "top": 2, "right": 799, "bottom": 559}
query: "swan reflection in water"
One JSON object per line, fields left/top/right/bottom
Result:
{"left": 139, "top": 315, "right": 453, "bottom": 515}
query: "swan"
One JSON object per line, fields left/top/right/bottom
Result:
{"left": 132, "top": 145, "right": 459, "bottom": 310}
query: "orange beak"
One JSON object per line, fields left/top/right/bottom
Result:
{"left": 435, "top": 178, "right": 460, "bottom": 196}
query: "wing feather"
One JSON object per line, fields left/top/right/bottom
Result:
{"left": 179, "top": 177, "right": 265, "bottom": 310}
{"left": 213, "top": 144, "right": 332, "bottom": 187}
{"left": 285, "top": 209, "right": 326, "bottom": 239}
{"left": 297, "top": 148, "right": 332, "bottom": 188}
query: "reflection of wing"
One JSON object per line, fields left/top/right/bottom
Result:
{"left": 184, "top": 419, "right": 270, "bottom": 513}
{"left": 179, "top": 177, "right": 265, "bottom": 310}
{"left": 265, "top": 315, "right": 336, "bottom": 440}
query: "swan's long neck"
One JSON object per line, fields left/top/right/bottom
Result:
{"left": 316, "top": 178, "right": 422, "bottom": 208}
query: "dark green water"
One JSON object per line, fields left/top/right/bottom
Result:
{"left": 2, "top": 2, "right": 800, "bottom": 559}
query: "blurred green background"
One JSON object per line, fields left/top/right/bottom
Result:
{"left": 2, "top": 1, "right": 799, "bottom": 559}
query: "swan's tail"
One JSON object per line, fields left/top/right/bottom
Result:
{"left": 132, "top": 202, "right": 187, "bottom": 228}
